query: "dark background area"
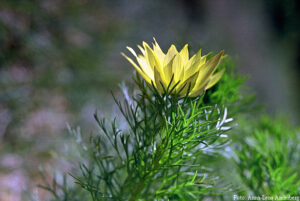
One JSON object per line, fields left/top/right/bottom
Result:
{"left": 0, "top": 0, "right": 299, "bottom": 200}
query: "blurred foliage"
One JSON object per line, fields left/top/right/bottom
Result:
{"left": 0, "top": 0, "right": 129, "bottom": 141}
{"left": 232, "top": 115, "right": 300, "bottom": 196}
{"left": 0, "top": 1, "right": 130, "bottom": 199}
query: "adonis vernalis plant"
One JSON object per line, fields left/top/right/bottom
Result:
{"left": 38, "top": 40, "right": 300, "bottom": 201}
{"left": 122, "top": 39, "right": 225, "bottom": 97}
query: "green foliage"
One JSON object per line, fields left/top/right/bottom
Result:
{"left": 232, "top": 116, "right": 300, "bottom": 196}
{"left": 68, "top": 73, "right": 233, "bottom": 200}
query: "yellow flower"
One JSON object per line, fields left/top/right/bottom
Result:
{"left": 121, "top": 39, "right": 225, "bottom": 97}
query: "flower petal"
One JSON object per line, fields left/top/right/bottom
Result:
{"left": 178, "top": 71, "right": 199, "bottom": 96}
{"left": 163, "top": 45, "right": 178, "bottom": 67}
{"left": 137, "top": 45, "right": 145, "bottom": 55}
{"left": 136, "top": 55, "right": 154, "bottom": 80}
{"left": 206, "top": 68, "right": 225, "bottom": 89}
{"left": 163, "top": 56, "right": 175, "bottom": 86}
{"left": 121, "top": 52, "right": 152, "bottom": 84}
{"left": 144, "top": 42, "right": 166, "bottom": 85}
{"left": 152, "top": 38, "right": 165, "bottom": 63}
{"left": 126, "top": 46, "right": 137, "bottom": 57}
{"left": 183, "top": 49, "right": 202, "bottom": 80}
{"left": 180, "top": 44, "right": 189, "bottom": 65}
{"left": 173, "top": 53, "right": 183, "bottom": 83}
{"left": 189, "top": 82, "right": 208, "bottom": 97}
{"left": 154, "top": 65, "right": 165, "bottom": 93}
{"left": 193, "top": 50, "right": 224, "bottom": 90}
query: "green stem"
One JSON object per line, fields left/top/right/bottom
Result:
{"left": 128, "top": 147, "right": 163, "bottom": 201}
{"left": 128, "top": 177, "right": 147, "bottom": 201}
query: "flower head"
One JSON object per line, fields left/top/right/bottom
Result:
{"left": 122, "top": 39, "right": 225, "bottom": 97}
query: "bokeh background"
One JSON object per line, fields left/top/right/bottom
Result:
{"left": 0, "top": 0, "right": 299, "bottom": 200}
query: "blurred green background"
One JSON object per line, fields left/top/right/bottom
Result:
{"left": 0, "top": 0, "right": 299, "bottom": 200}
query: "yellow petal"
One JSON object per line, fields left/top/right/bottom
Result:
{"left": 143, "top": 42, "right": 156, "bottom": 68}
{"left": 193, "top": 51, "right": 208, "bottom": 71}
{"left": 198, "top": 55, "right": 209, "bottom": 69}
{"left": 152, "top": 38, "right": 165, "bottom": 63}
{"left": 136, "top": 55, "right": 154, "bottom": 80}
{"left": 189, "top": 82, "right": 208, "bottom": 97}
{"left": 154, "top": 65, "right": 165, "bottom": 93}
{"left": 172, "top": 53, "right": 183, "bottom": 83}
{"left": 163, "top": 56, "right": 175, "bottom": 87}
{"left": 191, "top": 49, "right": 202, "bottom": 65}
{"left": 186, "top": 54, "right": 196, "bottom": 69}
{"left": 179, "top": 44, "right": 189, "bottom": 65}
{"left": 121, "top": 52, "right": 152, "bottom": 84}
{"left": 137, "top": 45, "right": 145, "bottom": 55}
{"left": 126, "top": 46, "right": 137, "bottom": 57}
{"left": 206, "top": 68, "right": 225, "bottom": 89}
{"left": 144, "top": 43, "right": 166, "bottom": 85}
{"left": 183, "top": 49, "right": 202, "bottom": 79}
{"left": 126, "top": 45, "right": 154, "bottom": 80}
{"left": 178, "top": 71, "right": 198, "bottom": 96}
{"left": 194, "top": 50, "right": 224, "bottom": 90}
{"left": 163, "top": 45, "right": 178, "bottom": 67}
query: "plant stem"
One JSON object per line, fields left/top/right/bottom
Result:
{"left": 128, "top": 146, "right": 163, "bottom": 201}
